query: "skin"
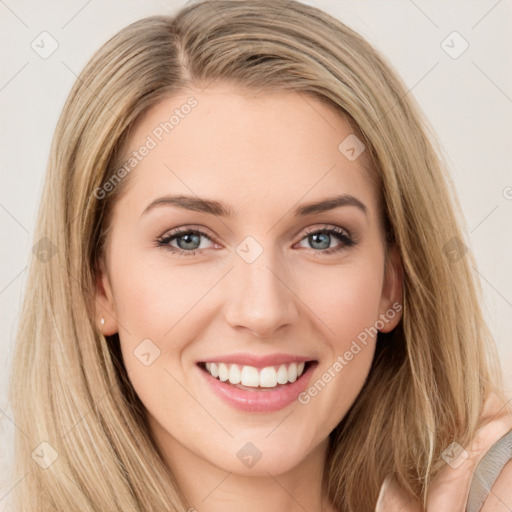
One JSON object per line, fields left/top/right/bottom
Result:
{"left": 96, "top": 84, "right": 403, "bottom": 512}
{"left": 379, "top": 395, "right": 512, "bottom": 511}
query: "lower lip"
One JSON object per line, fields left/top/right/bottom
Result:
{"left": 197, "top": 362, "right": 317, "bottom": 413}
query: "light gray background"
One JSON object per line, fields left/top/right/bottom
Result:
{"left": 1, "top": 0, "right": 511, "bottom": 507}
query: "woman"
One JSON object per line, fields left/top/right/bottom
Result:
{"left": 8, "top": 0, "right": 512, "bottom": 510}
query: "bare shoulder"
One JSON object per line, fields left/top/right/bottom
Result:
{"left": 478, "top": 394, "right": 512, "bottom": 512}
{"left": 480, "top": 458, "right": 512, "bottom": 512}
{"left": 378, "top": 395, "right": 512, "bottom": 512}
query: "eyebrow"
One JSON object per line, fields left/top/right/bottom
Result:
{"left": 142, "top": 193, "right": 367, "bottom": 218}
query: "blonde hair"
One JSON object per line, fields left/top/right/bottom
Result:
{"left": 8, "top": 1, "right": 506, "bottom": 510}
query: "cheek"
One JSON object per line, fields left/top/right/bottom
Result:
{"left": 107, "top": 236, "right": 387, "bottom": 474}
{"left": 300, "top": 259, "right": 385, "bottom": 345}
{"left": 110, "top": 250, "right": 212, "bottom": 340}
{"left": 111, "top": 255, "right": 208, "bottom": 434}
{"left": 112, "top": 240, "right": 385, "bottom": 373}
{"left": 294, "top": 258, "right": 385, "bottom": 433}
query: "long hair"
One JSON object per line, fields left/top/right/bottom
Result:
{"left": 8, "top": 1, "right": 506, "bottom": 510}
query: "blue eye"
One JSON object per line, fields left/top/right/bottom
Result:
{"left": 156, "top": 225, "right": 355, "bottom": 257}
{"left": 299, "top": 226, "right": 354, "bottom": 254}
{"left": 156, "top": 228, "right": 214, "bottom": 256}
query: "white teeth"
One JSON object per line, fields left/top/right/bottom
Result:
{"left": 240, "top": 366, "right": 259, "bottom": 387}
{"left": 228, "top": 364, "right": 241, "bottom": 384}
{"left": 203, "top": 361, "right": 308, "bottom": 388}
{"left": 218, "top": 363, "right": 229, "bottom": 382}
{"left": 259, "top": 367, "right": 277, "bottom": 388}
{"left": 288, "top": 362, "right": 298, "bottom": 383}
{"left": 276, "top": 364, "right": 288, "bottom": 384}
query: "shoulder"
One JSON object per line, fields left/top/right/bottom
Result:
{"left": 475, "top": 396, "right": 512, "bottom": 512}
{"left": 480, "top": 458, "right": 512, "bottom": 512}
{"left": 433, "top": 392, "right": 512, "bottom": 512}
{"left": 376, "top": 392, "right": 512, "bottom": 512}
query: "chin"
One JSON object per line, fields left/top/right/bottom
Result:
{"left": 208, "top": 430, "right": 322, "bottom": 477}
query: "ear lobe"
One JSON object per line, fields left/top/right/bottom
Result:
{"left": 95, "top": 258, "right": 118, "bottom": 335}
{"left": 378, "top": 245, "right": 403, "bottom": 333}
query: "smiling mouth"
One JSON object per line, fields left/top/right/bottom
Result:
{"left": 197, "top": 360, "right": 317, "bottom": 390}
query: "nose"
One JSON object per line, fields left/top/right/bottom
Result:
{"left": 223, "top": 250, "right": 299, "bottom": 338}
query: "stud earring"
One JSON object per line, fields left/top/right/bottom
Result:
{"left": 100, "top": 317, "right": 105, "bottom": 326}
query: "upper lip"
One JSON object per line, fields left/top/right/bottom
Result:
{"left": 198, "top": 353, "right": 316, "bottom": 368}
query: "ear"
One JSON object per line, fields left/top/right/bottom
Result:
{"left": 95, "top": 256, "right": 119, "bottom": 335}
{"left": 378, "top": 245, "right": 403, "bottom": 333}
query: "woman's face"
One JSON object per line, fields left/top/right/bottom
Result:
{"left": 96, "top": 84, "right": 402, "bottom": 478}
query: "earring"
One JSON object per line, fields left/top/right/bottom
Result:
{"left": 100, "top": 317, "right": 105, "bottom": 326}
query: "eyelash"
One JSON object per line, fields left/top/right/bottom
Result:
{"left": 156, "top": 225, "right": 355, "bottom": 257}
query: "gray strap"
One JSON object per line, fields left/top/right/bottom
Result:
{"left": 466, "top": 428, "right": 512, "bottom": 512}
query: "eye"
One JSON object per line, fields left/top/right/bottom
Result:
{"left": 156, "top": 228, "right": 215, "bottom": 256}
{"left": 295, "top": 225, "right": 355, "bottom": 255}
{"left": 156, "top": 224, "right": 355, "bottom": 257}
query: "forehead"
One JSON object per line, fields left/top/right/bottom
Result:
{"left": 114, "top": 85, "right": 378, "bottom": 218}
